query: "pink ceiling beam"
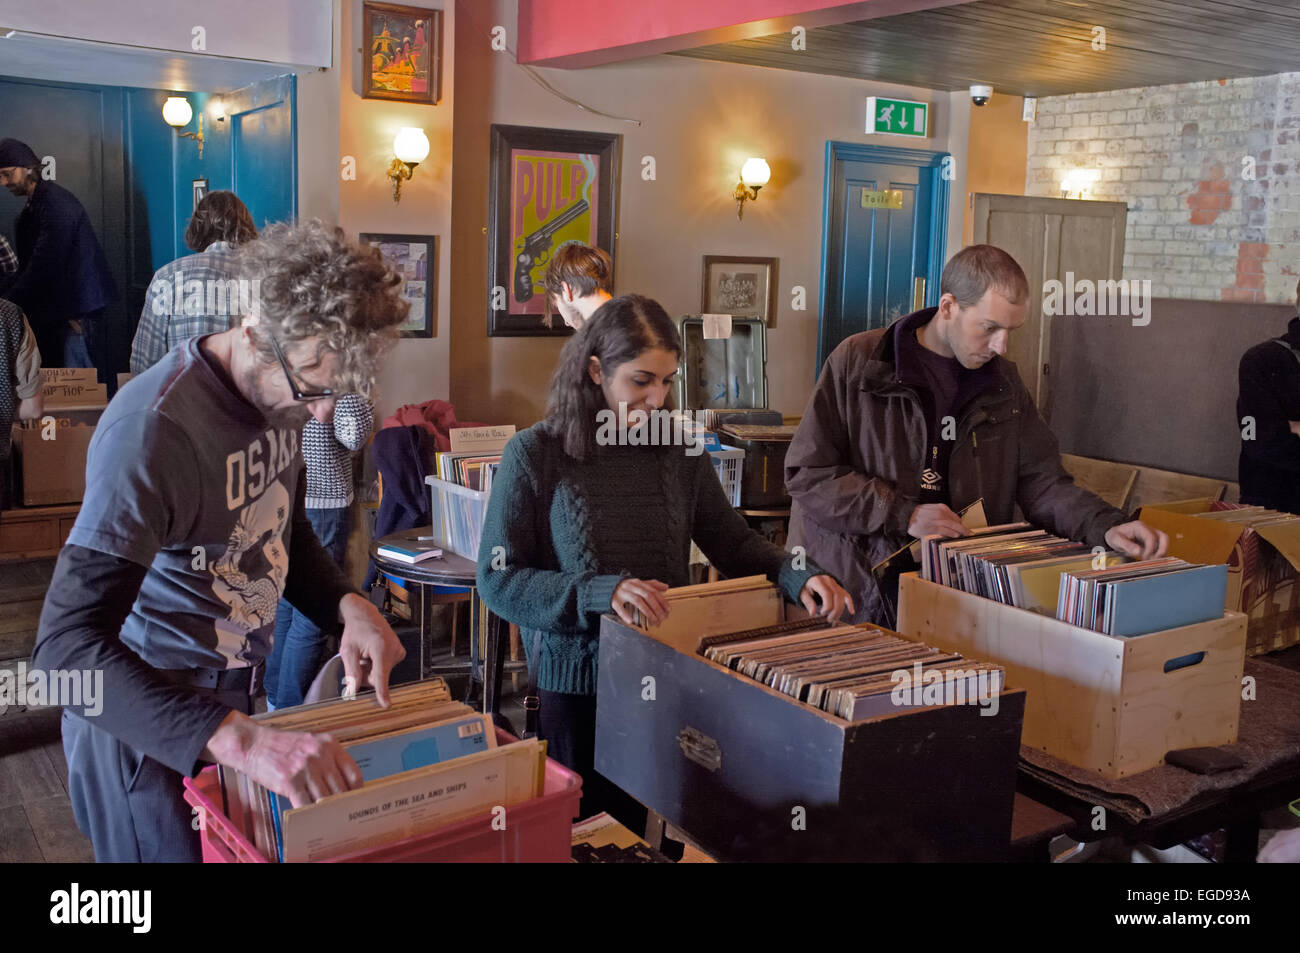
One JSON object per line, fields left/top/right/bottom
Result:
{"left": 517, "top": 0, "right": 972, "bottom": 67}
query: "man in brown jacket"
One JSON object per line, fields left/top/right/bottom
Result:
{"left": 786, "top": 244, "right": 1167, "bottom": 625}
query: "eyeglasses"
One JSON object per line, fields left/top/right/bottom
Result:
{"left": 267, "top": 334, "right": 335, "bottom": 402}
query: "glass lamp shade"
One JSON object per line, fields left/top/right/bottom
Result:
{"left": 393, "top": 127, "right": 430, "bottom": 164}
{"left": 162, "top": 97, "right": 193, "bottom": 127}
{"left": 740, "top": 157, "right": 771, "bottom": 188}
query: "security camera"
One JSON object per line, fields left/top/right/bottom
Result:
{"left": 970, "top": 84, "right": 993, "bottom": 107}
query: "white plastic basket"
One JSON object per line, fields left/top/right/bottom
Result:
{"left": 708, "top": 445, "right": 745, "bottom": 507}
{"left": 425, "top": 475, "right": 491, "bottom": 559}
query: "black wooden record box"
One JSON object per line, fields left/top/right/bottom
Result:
{"left": 593, "top": 587, "right": 1026, "bottom": 862}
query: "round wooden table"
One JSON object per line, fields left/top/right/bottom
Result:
{"left": 370, "top": 527, "right": 519, "bottom": 718}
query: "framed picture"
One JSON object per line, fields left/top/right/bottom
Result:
{"left": 487, "top": 124, "right": 620, "bottom": 337}
{"left": 362, "top": 2, "right": 443, "bottom": 105}
{"left": 192, "top": 178, "right": 209, "bottom": 212}
{"left": 359, "top": 232, "right": 437, "bottom": 338}
{"left": 702, "top": 255, "right": 780, "bottom": 328}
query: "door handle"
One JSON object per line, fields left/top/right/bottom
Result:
{"left": 913, "top": 277, "right": 927, "bottom": 311}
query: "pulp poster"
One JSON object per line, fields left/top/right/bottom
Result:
{"left": 509, "top": 149, "right": 600, "bottom": 313}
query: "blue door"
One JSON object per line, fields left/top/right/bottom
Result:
{"left": 818, "top": 143, "right": 949, "bottom": 367}
{"left": 228, "top": 76, "right": 297, "bottom": 230}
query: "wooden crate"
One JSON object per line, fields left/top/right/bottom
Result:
{"left": 594, "top": 583, "right": 1027, "bottom": 861}
{"left": 896, "top": 573, "right": 1246, "bottom": 780}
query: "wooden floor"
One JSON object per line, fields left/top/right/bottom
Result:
{"left": 0, "top": 708, "right": 93, "bottom": 862}
{"left": 0, "top": 556, "right": 94, "bottom": 862}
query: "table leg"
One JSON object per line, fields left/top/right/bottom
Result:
{"left": 484, "top": 611, "right": 507, "bottom": 719}
{"left": 465, "top": 594, "right": 483, "bottom": 706}
{"left": 644, "top": 810, "right": 667, "bottom": 850}
{"left": 419, "top": 583, "right": 429, "bottom": 679}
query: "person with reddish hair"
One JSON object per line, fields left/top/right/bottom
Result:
{"left": 542, "top": 241, "right": 613, "bottom": 331}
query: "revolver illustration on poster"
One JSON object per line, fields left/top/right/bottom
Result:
{"left": 513, "top": 197, "right": 590, "bottom": 302}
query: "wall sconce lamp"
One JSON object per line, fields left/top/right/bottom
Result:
{"left": 733, "top": 157, "right": 771, "bottom": 220}
{"left": 1060, "top": 168, "right": 1100, "bottom": 200}
{"left": 162, "top": 96, "right": 204, "bottom": 159}
{"left": 388, "top": 127, "right": 430, "bottom": 203}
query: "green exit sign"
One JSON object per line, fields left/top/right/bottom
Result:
{"left": 866, "top": 97, "right": 928, "bottom": 138}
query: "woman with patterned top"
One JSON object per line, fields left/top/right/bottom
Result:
{"left": 265, "top": 393, "right": 374, "bottom": 708}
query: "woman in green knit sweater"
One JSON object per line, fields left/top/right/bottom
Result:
{"left": 477, "top": 294, "right": 852, "bottom": 824}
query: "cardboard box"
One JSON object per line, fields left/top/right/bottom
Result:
{"left": 897, "top": 573, "right": 1247, "bottom": 779}
{"left": 1139, "top": 499, "right": 1300, "bottom": 656}
{"left": 39, "top": 368, "right": 108, "bottom": 407}
{"left": 15, "top": 421, "right": 94, "bottom": 506}
{"left": 40, "top": 368, "right": 98, "bottom": 385}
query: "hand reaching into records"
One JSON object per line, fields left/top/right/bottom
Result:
{"left": 612, "top": 577, "right": 671, "bottom": 627}
{"left": 337, "top": 592, "right": 407, "bottom": 708}
{"left": 908, "top": 503, "right": 969, "bottom": 540}
{"left": 201, "top": 712, "right": 365, "bottom": 808}
{"left": 1104, "top": 520, "right": 1169, "bottom": 560}
{"left": 799, "top": 575, "right": 855, "bottom": 622}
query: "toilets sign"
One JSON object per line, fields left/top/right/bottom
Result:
{"left": 866, "top": 97, "right": 928, "bottom": 138}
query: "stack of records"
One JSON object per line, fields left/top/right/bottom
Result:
{"left": 1057, "top": 558, "right": 1228, "bottom": 636}
{"left": 699, "top": 618, "right": 1003, "bottom": 720}
{"left": 1188, "top": 504, "right": 1300, "bottom": 529}
{"left": 220, "top": 679, "right": 546, "bottom": 862}
{"left": 435, "top": 449, "right": 504, "bottom": 493}
{"left": 921, "top": 524, "right": 1132, "bottom": 615}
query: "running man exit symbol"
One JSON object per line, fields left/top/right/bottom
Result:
{"left": 866, "top": 97, "right": 928, "bottom": 138}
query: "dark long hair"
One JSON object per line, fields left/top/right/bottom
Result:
{"left": 545, "top": 294, "right": 681, "bottom": 461}
{"left": 185, "top": 190, "right": 258, "bottom": 252}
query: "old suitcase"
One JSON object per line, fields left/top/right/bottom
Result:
{"left": 675, "top": 315, "right": 768, "bottom": 410}
{"left": 593, "top": 583, "right": 1027, "bottom": 862}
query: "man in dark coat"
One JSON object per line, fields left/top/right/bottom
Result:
{"left": 0, "top": 138, "right": 117, "bottom": 371}
{"left": 1237, "top": 283, "right": 1300, "bottom": 513}
{"left": 786, "top": 244, "right": 1168, "bottom": 625}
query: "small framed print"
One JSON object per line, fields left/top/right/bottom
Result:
{"left": 362, "top": 2, "right": 443, "bottom": 105}
{"left": 702, "top": 255, "right": 779, "bottom": 328}
{"left": 359, "top": 232, "right": 437, "bottom": 338}
{"left": 192, "top": 178, "right": 209, "bottom": 212}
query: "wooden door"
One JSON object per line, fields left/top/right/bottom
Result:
{"left": 971, "top": 194, "right": 1126, "bottom": 421}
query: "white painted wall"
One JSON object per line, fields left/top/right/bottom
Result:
{"left": 3, "top": 0, "right": 332, "bottom": 67}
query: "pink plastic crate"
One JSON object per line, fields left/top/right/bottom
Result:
{"left": 182, "top": 727, "right": 582, "bottom": 863}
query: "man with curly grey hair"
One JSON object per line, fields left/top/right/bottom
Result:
{"left": 32, "top": 220, "right": 409, "bottom": 862}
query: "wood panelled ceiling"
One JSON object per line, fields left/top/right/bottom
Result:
{"left": 672, "top": 0, "right": 1300, "bottom": 97}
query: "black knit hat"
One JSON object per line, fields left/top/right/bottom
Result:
{"left": 0, "top": 139, "right": 39, "bottom": 169}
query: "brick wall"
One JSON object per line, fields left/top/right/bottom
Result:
{"left": 1026, "top": 74, "right": 1300, "bottom": 304}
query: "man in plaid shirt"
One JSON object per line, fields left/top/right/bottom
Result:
{"left": 129, "top": 191, "right": 258, "bottom": 374}
{"left": 0, "top": 234, "right": 16, "bottom": 277}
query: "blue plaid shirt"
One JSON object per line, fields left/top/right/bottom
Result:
{"left": 0, "top": 235, "right": 16, "bottom": 276}
{"left": 130, "top": 241, "right": 244, "bottom": 373}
